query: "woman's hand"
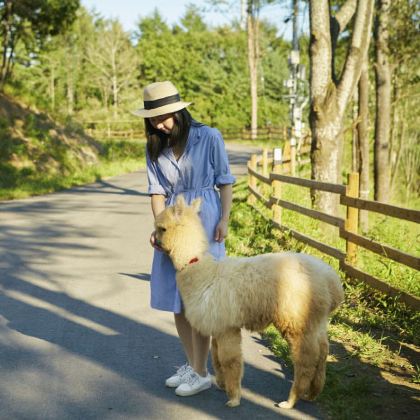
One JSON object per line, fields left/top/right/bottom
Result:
{"left": 150, "top": 230, "right": 164, "bottom": 251}
{"left": 214, "top": 219, "right": 228, "bottom": 243}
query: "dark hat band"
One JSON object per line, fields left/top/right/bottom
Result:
{"left": 144, "top": 93, "right": 181, "bottom": 110}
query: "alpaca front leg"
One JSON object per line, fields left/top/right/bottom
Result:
{"left": 211, "top": 337, "right": 225, "bottom": 390}
{"left": 217, "top": 329, "right": 243, "bottom": 407}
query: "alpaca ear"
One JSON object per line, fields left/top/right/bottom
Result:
{"left": 175, "top": 195, "right": 186, "bottom": 209}
{"left": 191, "top": 198, "right": 201, "bottom": 213}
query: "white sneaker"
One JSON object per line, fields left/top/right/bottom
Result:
{"left": 165, "top": 364, "right": 193, "bottom": 388}
{"left": 175, "top": 371, "right": 212, "bottom": 396}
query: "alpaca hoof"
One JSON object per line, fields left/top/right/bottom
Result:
{"left": 278, "top": 400, "right": 294, "bottom": 409}
{"left": 226, "top": 398, "right": 240, "bottom": 407}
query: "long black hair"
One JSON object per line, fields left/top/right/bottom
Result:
{"left": 145, "top": 108, "right": 192, "bottom": 161}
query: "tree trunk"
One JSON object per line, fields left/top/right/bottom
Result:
{"left": 310, "top": 88, "right": 343, "bottom": 213}
{"left": 309, "top": 0, "right": 374, "bottom": 215}
{"left": 0, "top": 0, "right": 13, "bottom": 90}
{"left": 352, "top": 91, "right": 358, "bottom": 173}
{"left": 112, "top": 75, "right": 118, "bottom": 118}
{"left": 309, "top": 1, "right": 338, "bottom": 213}
{"left": 247, "top": 1, "right": 258, "bottom": 140}
{"left": 241, "top": 0, "right": 247, "bottom": 30}
{"left": 374, "top": 0, "right": 391, "bottom": 202}
{"left": 50, "top": 67, "right": 55, "bottom": 111}
{"left": 357, "top": 58, "right": 369, "bottom": 232}
{"left": 66, "top": 72, "right": 74, "bottom": 116}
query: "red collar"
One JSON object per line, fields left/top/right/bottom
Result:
{"left": 189, "top": 257, "right": 199, "bottom": 265}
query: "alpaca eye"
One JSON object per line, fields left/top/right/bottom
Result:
{"left": 158, "top": 227, "right": 166, "bottom": 232}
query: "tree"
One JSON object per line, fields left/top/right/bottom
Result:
{"left": 309, "top": 0, "right": 374, "bottom": 214}
{"left": 0, "top": 0, "right": 80, "bottom": 89}
{"left": 246, "top": 0, "right": 260, "bottom": 139}
{"left": 180, "top": 4, "right": 207, "bottom": 32}
{"left": 86, "top": 20, "right": 139, "bottom": 117}
{"left": 18, "top": 7, "right": 99, "bottom": 116}
{"left": 374, "top": 0, "right": 419, "bottom": 203}
{"left": 356, "top": 54, "right": 369, "bottom": 231}
{"left": 373, "top": 0, "right": 391, "bottom": 203}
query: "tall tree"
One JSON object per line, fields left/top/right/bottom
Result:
{"left": 356, "top": 53, "right": 369, "bottom": 231}
{"left": 309, "top": 0, "right": 374, "bottom": 214}
{"left": 375, "top": 0, "right": 419, "bottom": 203}
{"left": 20, "top": 7, "right": 99, "bottom": 116}
{"left": 86, "top": 20, "right": 138, "bottom": 117}
{"left": 373, "top": 0, "right": 391, "bottom": 203}
{"left": 0, "top": 0, "right": 80, "bottom": 89}
{"left": 246, "top": 0, "right": 260, "bottom": 139}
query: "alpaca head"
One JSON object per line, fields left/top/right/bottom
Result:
{"left": 154, "top": 195, "right": 209, "bottom": 269}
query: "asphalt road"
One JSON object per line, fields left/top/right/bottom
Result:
{"left": 0, "top": 145, "right": 322, "bottom": 420}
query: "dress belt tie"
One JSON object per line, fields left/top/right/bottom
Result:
{"left": 171, "top": 186, "right": 215, "bottom": 196}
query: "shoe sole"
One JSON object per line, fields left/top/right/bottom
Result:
{"left": 175, "top": 381, "right": 212, "bottom": 397}
{"left": 165, "top": 381, "right": 181, "bottom": 388}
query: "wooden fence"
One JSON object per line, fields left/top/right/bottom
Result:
{"left": 83, "top": 122, "right": 291, "bottom": 143}
{"left": 247, "top": 149, "right": 420, "bottom": 310}
{"left": 84, "top": 121, "right": 144, "bottom": 139}
{"left": 222, "top": 126, "right": 288, "bottom": 142}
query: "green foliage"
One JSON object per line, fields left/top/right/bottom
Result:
{"left": 227, "top": 178, "right": 420, "bottom": 342}
{"left": 99, "top": 138, "right": 146, "bottom": 162}
{"left": 0, "top": 136, "right": 145, "bottom": 200}
{"left": 135, "top": 8, "right": 289, "bottom": 129}
{"left": 0, "top": 0, "right": 80, "bottom": 87}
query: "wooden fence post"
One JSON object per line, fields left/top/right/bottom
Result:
{"left": 248, "top": 154, "right": 257, "bottom": 205}
{"left": 290, "top": 138, "right": 296, "bottom": 176}
{"left": 262, "top": 148, "right": 268, "bottom": 177}
{"left": 262, "top": 148, "right": 269, "bottom": 195}
{"left": 283, "top": 142, "right": 291, "bottom": 174}
{"left": 345, "top": 172, "right": 360, "bottom": 265}
{"left": 272, "top": 148, "right": 282, "bottom": 225}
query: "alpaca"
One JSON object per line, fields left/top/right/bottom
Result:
{"left": 154, "top": 196, "right": 344, "bottom": 409}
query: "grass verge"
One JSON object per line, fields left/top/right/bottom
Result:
{"left": 226, "top": 178, "right": 420, "bottom": 420}
{"left": 0, "top": 138, "right": 146, "bottom": 200}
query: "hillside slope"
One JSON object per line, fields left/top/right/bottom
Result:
{"left": 0, "top": 94, "right": 104, "bottom": 197}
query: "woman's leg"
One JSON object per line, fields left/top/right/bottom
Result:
{"left": 192, "top": 328, "right": 210, "bottom": 377}
{"left": 174, "top": 312, "right": 193, "bottom": 365}
{"left": 174, "top": 312, "right": 210, "bottom": 376}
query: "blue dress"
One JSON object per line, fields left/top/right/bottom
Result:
{"left": 146, "top": 121, "right": 236, "bottom": 313}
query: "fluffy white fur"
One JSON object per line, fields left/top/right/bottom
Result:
{"left": 155, "top": 196, "right": 344, "bottom": 409}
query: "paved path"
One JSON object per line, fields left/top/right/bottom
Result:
{"left": 0, "top": 145, "right": 321, "bottom": 419}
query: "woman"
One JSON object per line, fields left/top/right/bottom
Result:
{"left": 133, "top": 81, "right": 235, "bottom": 397}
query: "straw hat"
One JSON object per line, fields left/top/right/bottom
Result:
{"left": 132, "top": 81, "right": 192, "bottom": 118}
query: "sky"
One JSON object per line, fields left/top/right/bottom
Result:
{"left": 81, "top": 0, "right": 304, "bottom": 40}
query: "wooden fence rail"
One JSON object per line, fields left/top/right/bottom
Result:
{"left": 222, "top": 126, "right": 288, "bottom": 140}
{"left": 83, "top": 122, "right": 291, "bottom": 142}
{"left": 247, "top": 149, "right": 420, "bottom": 310}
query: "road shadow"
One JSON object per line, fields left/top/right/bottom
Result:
{"left": 0, "top": 275, "right": 318, "bottom": 420}
{"left": 70, "top": 179, "right": 150, "bottom": 197}
{"left": 0, "top": 206, "right": 318, "bottom": 420}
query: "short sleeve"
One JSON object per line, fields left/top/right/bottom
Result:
{"left": 146, "top": 150, "right": 166, "bottom": 196}
{"left": 211, "top": 130, "right": 236, "bottom": 187}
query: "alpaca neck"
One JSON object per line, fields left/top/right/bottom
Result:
{"left": 170, "top": 237, "right": 208, "bottom": 271}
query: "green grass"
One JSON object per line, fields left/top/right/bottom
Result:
{"left": 226, "top": 178, "right": 420, "bottom": 419}
{"left": 248, "top": 173, "right": 420, "bottom": 297}
{"left": 0, "top": 136, "right": 146, "bottom": 200}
